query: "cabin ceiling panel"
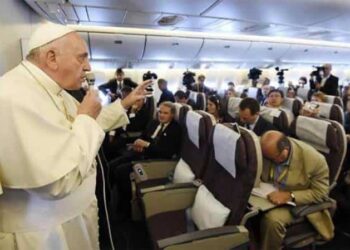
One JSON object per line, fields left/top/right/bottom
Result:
{"left": 245, "top": 42, "right": 291, "bottom": 62}
{"left": 197, "top": 40, "right": 250, "bottom": 62}
{"left": 70, "top": 0, "right": 217, "bottom": 15}
{"left": 89, "top": 33, "right": 145, "bottom": 60}
{"left": 204, "top": 0, "right": 344, "bottom": 26}
{"left": 87, "top": 7, "right": 125, "bottom": 23}
{"left": 143, "top": 36, "right": 203, "bottom": 61}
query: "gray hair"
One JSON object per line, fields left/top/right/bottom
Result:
{"left": 160, "top": 101, "right": 176, "bottom": 115}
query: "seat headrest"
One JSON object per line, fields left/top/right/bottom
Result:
{"left": 186, "top": 111, "right": 202, "bottom": 148}
{"left": 189, "top": 91, "right": 198, "bottom": 101}
{"left": 296, "top": 88, "right": 309, "bottom": 101}
{"left": 213, "top": 124, "right": 241, "bottom": 178}
{"left": 173, "top": 103, "right": 183, "bottom": 122}
{"left": 294, "top": 116, "right": 339, "bottom": 153}
{"left": 227, "top": 97, "right": 242, "bottom": 118}
{"left": 260, "top": 107, "right": 283, "bottom": 123}
{"left": 313, "top": 102, "right": 332, "bottom": 119}
{"left": 247, "top": 87, "right": 258, "bottom": 98}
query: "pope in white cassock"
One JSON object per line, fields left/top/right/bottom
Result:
{"left": 0, "top": 22, "right": 151, "bottom": 250}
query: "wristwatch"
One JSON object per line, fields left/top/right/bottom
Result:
{"left": 290, "top": 192, "right": 296, "bottom": 202}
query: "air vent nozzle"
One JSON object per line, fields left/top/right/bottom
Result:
{"left": 157, "top": 15, "right": 185, "bottom": 26}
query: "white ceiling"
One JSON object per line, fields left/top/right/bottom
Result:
{"left": 23, "top": 0, "right": 350, "bottom": 68}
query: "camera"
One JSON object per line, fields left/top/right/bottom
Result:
{"left": 310, "top": 66, "right": 324, "bottom": 89}
{"left": 275, "top": 67, "right": 288, "bottom": 85}
{"left": 248, "top": 68, "right": 262, "bottom": 87}
{"left": 182, "top": 71, "right": 196, "bottom": 88}
{"left": 142, "top": 71, "right": 157, "bottom": 94}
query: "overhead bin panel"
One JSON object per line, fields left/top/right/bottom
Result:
{"left": 245, "top": 42, "right": 291, "bottom": 62}
{"left": 197, "top": 40, "right": 250, "bottom": 62}
{"left": 282, "top": 45, "right": 350, "bottom": 64}
{"left": 143, "top": 36, "right": 203, "bottom": 61}
{"left": 89, "top": 33, "right": 145, "bottom": 60}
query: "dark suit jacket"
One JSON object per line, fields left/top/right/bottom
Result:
{"left": 126, "top": 105, "right": 150, "bottom": 132}
{"left": 98, "top": 78, "right": 137, "bottom": 95}
{"left": 66, "top": 88, "right": 87, "bottom": 102}
{"left": 237, "top": 116, "right": 277, "bottom": 136}
{"left": 188, "top": 83, "right": 212, "bottom": 95}
{"left": 157, "top": 89, "right": 175, "bottom": 106}
{"left": 321, "top": 75, "right": 339, "bottom": 96}
{"left": 141, "top": 120, "right": 182, "bottom": 159}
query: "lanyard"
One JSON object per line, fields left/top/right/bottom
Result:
{"left": 269, "top": 164, "right": 289, "bottom": 189}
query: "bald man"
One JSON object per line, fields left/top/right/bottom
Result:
{"left": 0, "top": 23, "right": 150, "bottom": 249}
{"left": 259, "top": 131, "right": 334, "bottom": 250}
{"left": 320, "top": 63, "right": 339, "bottom": 96}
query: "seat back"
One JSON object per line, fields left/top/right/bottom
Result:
{"left": 180, "top": 110, "right": 216, "bottom": 179}
{"left": 325, "top": 95, "right": 343, "bottom": 108}
{"left": 260, "top": 107, "right": 290, "bottom": 134}
{"left": 173, "top": 103, "right": 192, "bottom": 126}
{"left": 145, "top": 96, "right": 158, "bottom": 120}
{"left": 201, "top": 124, "right": 260, "bottom": 225}
{"left": 225, "top": 97, "right": 242, "bottom": 121}
{"left": 296, "top": 88, "right": 309, "bottom": 102}
{"left": 311, "top": 101, "right": 344, "bottom": 125}
{"left": 290, "top": 116, "right": 347, "bottom": 188}
{"left": 282, "top": 97, "right": 303, "bottom": 117}
{"left": 188, "top": 90, "right": 206, "bottom": 110}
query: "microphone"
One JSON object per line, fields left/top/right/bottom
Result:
{"left": 86, "top": 72, "right": 96, "bottom": 89}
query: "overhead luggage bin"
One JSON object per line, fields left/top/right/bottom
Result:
{"left": 89, "top": 33, "right": 145, "bottom": 60}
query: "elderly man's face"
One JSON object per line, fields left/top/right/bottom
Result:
{"left": 56, "top": 33, "right": 91, "bottom": 90}
{"left": 158, "top": 105, "right": 174, "bottom": 124}
{"left": 323, "top": 64, "right": 332, "bottom": 77}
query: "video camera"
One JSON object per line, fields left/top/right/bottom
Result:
{"left": 142, "top": 71, "right": 157, "bottom": 94}
{"left": 182, "top": 70, "right": 196, "bottom": 88}
{"left": 275, "top": 67, "right": 289, "bottom": 84}
{"left": 310, "top": 66, "right": 324, "bottom": 89}
{"left": 248, "top": 68, "right": 262, "bottom": 87}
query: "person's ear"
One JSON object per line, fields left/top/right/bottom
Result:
{"left": 45, "top": 49, "right": 59, "bottom": 70}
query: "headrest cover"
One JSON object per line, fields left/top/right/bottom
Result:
{"left": 247, "top": 87, "right": 258, "bottom": 98}
{"left": 173, "top": 103, "right": 182, "bottom": 121}
{"left": 186, "top": 111, "right": 202, "bottom": 148}
{"left": 189, "top": 91, "right": 198, "bottom": 101}
{"left": 296, "top": 116, "right": 330, "bottom": 153}
{"left": 227, "top": 97, "right": 242, "bottom": 118}
{"left": 28, "top": 22, "right": 75, "bottom": 53}
{"left": 260, "top": 107, "right": 282, "bottom": 123}
{"left": 325, "top": 95, "right": 335, "bottom": 104}
{"left": 213, "top": 124, "right": 241, "bottom": 178}
{"left": 282, "top": 98, "right": 294, "bottom": 111}
{"left": 314, "top": 102, "right": 332, "bottom": 119}
{"left": 297, "top": 88, "right": 309, "bottom": 101}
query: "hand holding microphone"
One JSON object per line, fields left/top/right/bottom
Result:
{"left": 78, "top": 89, "right": 102, "bottom": 119}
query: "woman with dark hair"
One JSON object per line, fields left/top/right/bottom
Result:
{"left": 207, "top": 95, "right": 224, "bottom": 123}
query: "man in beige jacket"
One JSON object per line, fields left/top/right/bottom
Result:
{"left": 259, "top": 131, "right": 334, "bottom": 250}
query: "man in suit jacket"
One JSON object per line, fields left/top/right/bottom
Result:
{"left": 320, "top": 64, "right": 339, "bottom": 96}
{"left": 157, "top": 78, "right": 175, "bottom": 106}
{"left": 187, "top": 74, "right": 213, "bottom": 95}
{"left": 259, "top": 131, "right": 333, "bottom": 250}
{"left": 238, "top": 98, "right": 276, "bottom": 136}
{"left": 109, "top": 102, "right": 182, "bottom": 219}
{"left": 98, "top": 68, "right": 137, "bottom": 101}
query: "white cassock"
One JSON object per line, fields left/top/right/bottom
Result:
{"left": 0, "top": 60, "right": 129, "bottom": 250}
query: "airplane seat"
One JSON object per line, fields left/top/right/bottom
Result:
{"left": 296, "top": 88, "right": 310, "bottom": 102}
{"left": 145, "top": 96, "right": 158, "bottom": 121}
{"left": 325, "top": 95, "right": 344, "bottom": 108}
{"left": 188, "top": 90, "right": 206, "bottom": 110}
{"left": 130, "top": 111, "right": 215, "bottom": 212}
{"left": 224, "top": 97, "right": 242, "bottom": 122}
{"left": 260, "top": 107, "right": 290, "bottom": 134}
{"left": 142, "top": 123, "right": 260, "bottom": 250}
{"left": 282, "top": 116, "right": 347, "bottom": 248}
{"left": 282, "top": 97, "right": 303, "bottom": 117}
{"left": 173, "top": 102, "right": 192, "bottom": 127}
{"left": 311, "top": 101, "right": 344, "bottom": 125}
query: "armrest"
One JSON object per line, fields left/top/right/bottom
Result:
{"left": 132, "top": 160, "right": 178, "bottom": 182}
{"left": 291, "top": 199, "right": 336, "bottom": 218}
{"left": 140, "top": 182, "right": 198, "bottom": 194}
{"left": 240, "top": 206, "right": 259, "bottom": 225}
{"left": 143, "top": 188, "right": 197, "bottom": 219}
{"left": 158, "top": 225, "right": 248, "bottom": 249}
